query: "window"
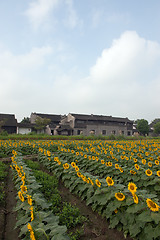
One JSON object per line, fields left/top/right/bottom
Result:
{"left": 77, "top": 130, "right": 83, "bottom": 135}
{"left": 102, "top": 130, "right": 106, "bottom": 135}
{"left": 77, "top": 120, "right": 85, "bottom": 123}
{"left": 127, "top": 131, "right": 131, "bottom": 136}
{"left": 77, "top": 130, "right": 81, "bottom": 135}
{"left": 122, "top": 131, "right": 124, "bottom": 135}
{"left": 90, "top": 130, "right": 95, "bottom": 135}
{"left": 112, "top": 130, "right": 116, "bottom": 135}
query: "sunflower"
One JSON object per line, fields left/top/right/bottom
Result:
{"left": 88, "top": 178, "right": 94, "bottom": 185}
{"left": 130, "top": 170, "right": 136, "bottom": 175}
{"left": 63, "top": 163, "right": 69, "bottom": 169}
{"left": 133, "top": 194, "right": 138, "bottom": 204}
{"left": 105, "top": 162, "right": 109, "bottom": 166}
{"left": 76, "top": 152, "right": 79, "bottom": 156}
{"left": 54, "top": 157, "right": 59, "bottom": 162}
{"left": 121, "top": 156, "right": 125, "bottom": 160}
{"left": 106, "top": 176, "right": 114, "bottom": 186}
{"left": 27, "top": 223, "right": 36, "bottom": 240}
{"left": 148, "top": 162, "right": 152, "bottom": 167}
{"left": 92, "top": 156, "right": 96, "bottom": 160}
{"left": 108, "top": 162, "right": 112, "bottom": 167}
{"left": 119, "top": 167, "right": 123, "bottom": 173}
{"left": 134, "top": 158, "right": 137, "bottom": 163}
{"left": 101, "top": 160, "right": 105, "bottom": 164}
{"left": 142, "top": 159, "right": 146, "bottom": 165}
{"left": 115, "top": 164, "right": 119, "bottom": 169}
{"left": 146, "top": 199, "right": 159, "bottom": 212}
{"left": 96, "top": 156, "right": 99, "bottom": 161}
{"left": 128, "top": 182, "right": 137, "bottom": 194}
{"left": 95, "top": 179, "right": 101, "bottom": 188}
{"left": 18, "top": 191, "right": 24, "bottom": 202}
{"left": 20, "top": 184, "right": 27, "bottom": 194}
{"left": 115, "top": 192, "right": 125, "bottom": 201}
{"left": 47, "top": 150, "right": 51, "bottom": 156}
{"left": 30, "top": 206, "right": 34, "bottom": 221}
{"left": 27, "top": 195, "right": 33, "bottom": 206}
{"left": 71, "top": 162, "right": 76, "bottom": 168}
{"left": 77, "top": 172, "right": 81, "bottom": 177}
{"left": 145, "top": 169, "right": 152, "bottom": 176}
{"left": 157, "top": 170, "right": 160, "bottom": 177}
{"left": 135, "top": 164, "right": 140, "bottom": 170}
{"left": 84, "top": 154, "right": 87, "bottom": 158}
{"left": 75, "top": 166, "right": 79, "bottom": 172}
{"left": 155, "top": 160, "right": 159, "bottom": 165}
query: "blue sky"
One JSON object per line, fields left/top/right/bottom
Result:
{"left": 0, "top": 0, "right": 160, "bottom": 122}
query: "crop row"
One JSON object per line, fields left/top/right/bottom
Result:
{"left": 10, "top": 150, "right": 70, "bottom": 240}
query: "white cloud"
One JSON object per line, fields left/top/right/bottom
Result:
{"left": 24, "top": 0, "right": 59, "bottom": 29}
{"left": 1, "top": 31, "right": 160, "bottom": 123}
{"left": 0, "top": 46, "right": 53, "bottom": 120}
{"left": 67, "top": 31, "right": 160, "bottom": 122}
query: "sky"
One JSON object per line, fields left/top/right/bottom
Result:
{"left": 0, "top": 0, "right": 160, "bottom": 123}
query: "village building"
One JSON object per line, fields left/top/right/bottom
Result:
{"left": 30, "top": 112, "right": 62, "bottom": 135}
{"left": 17, "top": 122, "right": 34, "bottom": 134}
{"left": 56, "top": 113, "right": 133, "bottom": 136}
{"left": 0, "top": 113, "right": 17, "bottom": 134}
{"left": 0, "top": 112, "right": 134, "bottom": 136}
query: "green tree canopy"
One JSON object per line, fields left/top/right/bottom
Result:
{"left": 154, "top": 122, "right": 160, "bottom": 135}
{"left": 34, "top": 117, "right": 51, "bottom": 131}
{"left": 137, "top": 119, "right": 149, "bottom": 136}
{"left": 20, "top": 117, "right": 30, "bottom": 124}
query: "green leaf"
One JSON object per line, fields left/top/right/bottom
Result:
{"left": 154, "top": 225, "right": 160, "bottom": 238}
{"left": 151, "top": 212, "right": 160, "bottom": 224}
{"left": 144, "top": 224, "right": 155, "bottom": 240}
{"left": 126, "top": 202, "right": 145, "bottom": 214}
{"left": 51, "top": 234, "right": 70, "bottom": 240}
{"left": 137, "top": 210, "right": 152, "bottom": 223}
{"left": 15, "top": 215, "right": 30, "bottom": 228}
{"left": 92, "top": 193, "right": 108, "bottom": 206}
{"left": 19, "top": 223, "right": 28, "bottom": 237}
{"left": 109, "top": 216, "right": 119, "bottom": 228}
{"left": 49, "top": 225, "right": 67, "bottom": 236}
{"left": 129, "top": 223, "right": 141, "bottom": 237}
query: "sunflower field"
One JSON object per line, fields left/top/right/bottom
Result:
{"left": 0, "top": 138, "right": 160, "bottom": 240}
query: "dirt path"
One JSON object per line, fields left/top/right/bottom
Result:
{"left": 4, "top": 167, "right": 20, "bottom": 240}
{"left": 0, "top": 158, "right": 20, "bottom": 240}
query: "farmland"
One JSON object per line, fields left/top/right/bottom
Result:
{"left": 0, "top": 139, "right": 160, "bottom": 240}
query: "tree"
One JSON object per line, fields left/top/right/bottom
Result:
{"left": 137, "top": 119, "right": 149, "bottom": 136}
{"left": 34, "top": 117, "right": 51, "bottom": 132}
{"left": 154, "top": 122, "right": 160, "bottom": 135}
{"left": 151, "top": 118, "right": 160, "bottom": 126}
{"left": 20, "top": 117, "right": 30, "bottom": 124}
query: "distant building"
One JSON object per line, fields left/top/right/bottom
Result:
{"left": 0, "top": 113, "right": 17, "bottom": 134}
{"left": 30, "top": 112, "right": 62, "bottom": 135}
{"left": 56, "top": 113, "right": 133, "bottom": 136}
{"left": 17, "top": 122, "right": 34, "bottom": 134}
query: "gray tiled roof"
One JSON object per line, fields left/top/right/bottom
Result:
{"left": 0, "top": 113, "right": 17, "bottom": 126}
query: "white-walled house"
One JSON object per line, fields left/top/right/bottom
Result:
{"left": 17, "top": 123, "right": 34, "bottom": 134}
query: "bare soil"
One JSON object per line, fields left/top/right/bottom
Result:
{"left": 0, "top": 159, "right": 20, "bottom": 240}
